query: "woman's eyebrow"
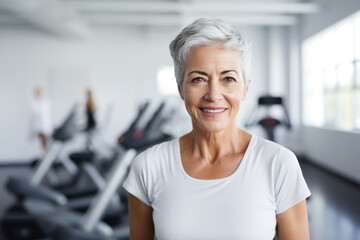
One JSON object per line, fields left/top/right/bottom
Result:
{"left": 187, "top": 71, "right": 208, "bottom": 76}
{"left": 220, "top": 70, "right": 238, "bottom": 75}
{"left": 187, "top": 70, "right": 238, "bottom": 76}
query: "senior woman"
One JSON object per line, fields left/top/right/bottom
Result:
{"left": 123, "top": 18, "right": 311, "bottom": 240}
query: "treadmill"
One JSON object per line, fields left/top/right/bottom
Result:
{"left": 245, "top": 96, "right": 291, "bottom": 142}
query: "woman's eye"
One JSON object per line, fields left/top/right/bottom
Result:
{"left": 191, "top": 77, "right": 204, "bottom": 83}
{"left": 224, "top": 77, "right": 236, "bottom": 82}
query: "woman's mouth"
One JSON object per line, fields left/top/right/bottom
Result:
{"left": 199, "top": 107, "right": 227, "bottom": 116}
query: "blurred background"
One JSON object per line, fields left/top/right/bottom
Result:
{"left": 0, "top": 0, "right": 359, "bottom": 239}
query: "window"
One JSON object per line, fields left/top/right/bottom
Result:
{"left": 302, "top": 10, "right": 360, "bottom": 132}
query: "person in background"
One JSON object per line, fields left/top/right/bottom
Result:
{"left": 124, "top": 18, "right": 311, "bottom": 240}
{"left": 84, "top": 89, "right": 97, "bottom": 150}
{"left": 85, "top": 89, "right": 97, "bottom": 131}
{"left": 30, "top": 87, "right": 53, "bottom": 153}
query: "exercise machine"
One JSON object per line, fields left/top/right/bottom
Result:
{"left": 118, "top": 101, "right": 174, "bottom": 152}
{"left": 245, "top": 96, "right": 291, "bottom": 142}
{"left": 2, "top": 149, "right": 136, "bottom": 240}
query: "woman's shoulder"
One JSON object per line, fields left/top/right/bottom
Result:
{"left": 143, "top": 137, "right": 179, "bottom": 156}
{"left": 250, "top": 135, "right": 281, "bottom": 151}
{"left": 130, "top": 138, "right": 179, "bottom": 170}
{"left": 250, "top": 135, "right": 297, "bottom": 162}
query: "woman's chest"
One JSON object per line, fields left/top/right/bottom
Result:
{"left": 152, "top": 179, "right": 277, "bottom": 240}
{"left": 181, "top": 153, "right": 245, "bottom": 180}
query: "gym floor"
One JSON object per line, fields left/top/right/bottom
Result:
{"left": 0, "top": 159, "right": 359, "bottom": 240}
{"left": 300, "top": 160, "right": 360, "bottom": 240}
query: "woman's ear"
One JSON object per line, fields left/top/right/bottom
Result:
{"left": 178, "top": 84, "right": 184, "bottom": 100}
{"left": 242, "top": 79, "right": 251, "bottom": 100}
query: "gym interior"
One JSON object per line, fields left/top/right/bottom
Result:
{"left": 0, "top": 0, "right": 360, "bottom": 239}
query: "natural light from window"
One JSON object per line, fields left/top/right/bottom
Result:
{"left": 157, "top": 65, "right": 178, "bottom": 95}
{"left": 302, "top": 10, "right": 360, "bottom": 132}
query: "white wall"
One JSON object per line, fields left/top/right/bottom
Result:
{"left": 302, "top": 127, "right": 360, "bottom": 183}
{"left": 0, "top": 25, "right": 175, "bottom": 161}
{"left": 299, "top": 0, "right": 360, "bottom": 183}
{"left": 238, "top": 26, "right": 269, "bottom": 128}
{"left": 0, "top": 24, "right": 268, "bottom": 162}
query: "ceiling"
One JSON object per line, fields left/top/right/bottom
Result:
{"left": 0, "top": 0, "right": 320, "bottom": 37}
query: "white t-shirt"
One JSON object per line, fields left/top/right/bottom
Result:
{"left": 123, "top": 135, "right": 311, "bottom": 240}
{"left": 30, "top": 99, "right": 53, "bottom": 135}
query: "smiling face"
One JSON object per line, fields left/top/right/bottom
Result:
{"left": 180, "top": 45, "right": 249, "bottom": 134}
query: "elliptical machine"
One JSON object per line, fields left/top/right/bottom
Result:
{"left": 48, "top": 101, "right": 177, "bottom": 240}
{"left": 1, "top": 104, "right": 81, "bottom": 240}
{"left": 1, "top": 100, "right": 176, "bottom": 240}
{"left": 118, "top": 101, "right": 174, "bottom": 152}
{"left": 245, "top": 96, "right": 291, "bottom": 142}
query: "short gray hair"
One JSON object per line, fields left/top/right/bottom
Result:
{"left": 169, "top": 18, "right": 252, "bottom": 92}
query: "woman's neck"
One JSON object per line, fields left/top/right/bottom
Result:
{"left": 184, "top": 125, "right": 246, "bottom": 162}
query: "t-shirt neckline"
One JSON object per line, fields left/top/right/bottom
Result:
{"left": 176, "top": 134, "right": 255, "bottom": 182}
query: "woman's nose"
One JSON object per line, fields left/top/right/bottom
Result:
{"left": 204, "top": 80, "right": 222, "bottom": 101}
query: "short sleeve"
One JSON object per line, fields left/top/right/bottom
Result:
{"left": 274, "top": 147, "right": 311, "bottom": 214}
{"left": 123, "top": 152, "right": 152, "bottom": 206}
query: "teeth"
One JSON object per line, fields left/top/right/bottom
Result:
{"left": 201, "top": 108, "right": 225, "bottom": 113}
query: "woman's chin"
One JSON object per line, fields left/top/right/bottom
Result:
{"left": 195, "top": 122, "right": 230, "bottom": 134}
